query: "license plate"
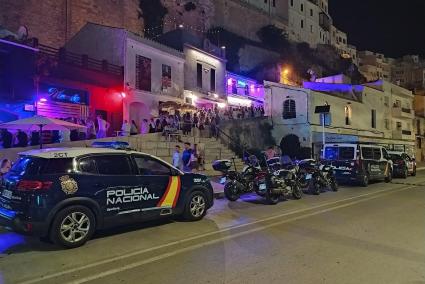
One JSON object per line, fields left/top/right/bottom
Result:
{"left": 259, "top": 184, "right": 267, "bottom": 190}
{"left": 220, "top": 177, "right": 227, "bottom": 184}
{"left": 305, "top": 174, "right": 312, "bottom": 180}
{"left": 2, "top": 189, "right": 13, "bottom": 199}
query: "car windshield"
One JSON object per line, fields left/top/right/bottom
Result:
{"left": 324, "top": 147, "right": 355, "bottom": 160}
{"left": 9, "top": 156, "right": 46, "bottom": 176}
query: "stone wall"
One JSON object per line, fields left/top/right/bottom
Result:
{"left": 0, "top": 0, "right": 143, "bottom": 47}
{"left": 218, "top": 117, "right": 276, "bottom": 153}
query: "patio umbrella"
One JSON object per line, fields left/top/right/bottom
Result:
{"left": 0, "top": 115, "right": 86, "bottom": 149}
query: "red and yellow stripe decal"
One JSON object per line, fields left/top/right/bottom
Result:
{"left": 157, "top": 176, "right": 181, "bottom": 208}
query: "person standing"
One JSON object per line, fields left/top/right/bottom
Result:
{"left": 140, "top": 119, "right": 149, "bottom": 134}
{"left": 0, "top": 129, "right": 12, "bottom": 149}
{"left": 86, "top": 118, "right": 97, "bottom": 139}
{"left": 15, "top": 130, "right": 28, "bottom": 147}
{"left": 96, "top": 115, "right": 110, "bottom": 138}
{"left": 172, "top": 145, "right": 182, "bottom": 169}
{"left": 121, "top": 120, "right": 131, "bottom": 136}
{"left": 130, "top": 120, "right": 139, "bottom": 135}
{"left": 181, "top": 142, "right": 193, "bottom": 172}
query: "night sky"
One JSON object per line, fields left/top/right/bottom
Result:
{"left": 330, "top": 0, "right": 425, "bottom": 58}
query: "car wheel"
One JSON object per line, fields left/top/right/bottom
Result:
{"left": 402, "top": 167, "right": 408, "bottom": 179}
{"left": 330, "top": 178, "right": 338, "bottom": 192}
{"left": 310, "top": 177, "right": 321, "bottom": 195}
{"left": 412, "top": 167, "right": 417, "bottom": 176}
{"left": 50, "top": 205, "right": 95, "bottom": 249}
{"left": 360, "top": 173, "right": 369, "bottom": 187}
{"left": 183, "top": 191, "right": 207, "bottom": 221}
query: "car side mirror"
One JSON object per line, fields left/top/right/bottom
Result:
{"left": 171, "top": 168, "right": 181, "bottom": 176}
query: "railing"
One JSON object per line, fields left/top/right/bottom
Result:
{"left": 402, "top": 130, "right": 412, "bottom": 135}
{"left": 216, "top": 126, "right": 250, "bottom": 159}
{"left": 401, "top": 108, "right": 412, "bottom": 114}
{"left": 38, "top": 44, "right": 124, "bottom": 76}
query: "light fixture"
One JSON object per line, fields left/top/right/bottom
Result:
{"left": 221, "top": 46, "right": 226, "bottom": 49}
{"left": 120, "top": 92, "right": 126, "bottom": 98}
{"left": 178, "top": 24, "right": 184, "bottom": 28}
{"left": 38, "top": 98, "right": 47, "bottom": 103}
{"left": 217, "top": 102, "right": 227, "bottom": 108}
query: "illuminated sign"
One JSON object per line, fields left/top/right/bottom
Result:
{"left": 40, "top": 84, "right": 88, "bottom": 105}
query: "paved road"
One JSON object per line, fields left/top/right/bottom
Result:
{"left": 1, "top": 173, "right": 425, "bottom": 284}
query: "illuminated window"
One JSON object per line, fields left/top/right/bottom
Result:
{"left": 344, "top": 105, "right": 352, "bottom": 125}
{"left": 283, "top": 99, "right": 296, "bottom": 119}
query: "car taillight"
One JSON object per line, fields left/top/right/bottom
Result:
{"left": 17, "top": 180, "right": 53, "bottom": 191}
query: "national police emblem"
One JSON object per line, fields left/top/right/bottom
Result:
{"left": 59, "top": 175, "right": 78, "bottom": 195}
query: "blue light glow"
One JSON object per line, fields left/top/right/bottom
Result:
{"left": 0, "top": 233, "right": 25, "bottom": 253}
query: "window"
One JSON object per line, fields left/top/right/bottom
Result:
{"left": 272, "top": 0, "right": 276, "bottom": 7}
{"left": 417, "top": 137, "right": 422, "bottom": 149}
{"left": 291, "top": 0, "right": 293, "bottom": 6}
{"left": 94, "top": 155, "right": 133, "bottom": 175}
{"left": 11, "top": 157, "right": 45, "bottom": 176}
{"left": 301, "top": 20, "right": 304, "bottom": 29}
{"left": 134, "top": 156, "right": 171, "bottom": 176}
{"left": 78, "top": 157, "right": 97, "bottom": 174}
{"left": 301, "top": 3, "right": 304, "bottom": 11}
{"left": 372, "top": 148, "right": 382, "bottom": 160}
{"left": 396, "top": 121, "right": 402, "bottom": 130}
{"left": 310, "top": 9, "right": 313, "bottom": 16}
{"left": 361, "top": 147, "right": 374, "bottom": 159}
{"left": 210, "top": 68, "right": 216, "bottom": 92}
{"left": 344, "top": 105, "right": 352, "bottom": 125}
{"left": 196, "top": 63, "right": 203, "bottom": 88}
{"left": 231, "top": 80, "right": 237, "bottom": 94}
{"left": 244, "top": 85, "right": 249, "bottom": 96}
{"left": 371, "top": 109, "right": 376, "bottom": 129}
{"left": 44, "top": 158, "right": 74, "bottom": 174}
{"left": 310, "top": 25, "right": 313, "bottom": 33}
{"left": 135, "top": 55, "right": 152, "bottom": 91}
{"left": 384, "top": 96, "right": 389, "bottom": 106}
{"left": 324, "top": 147, "right": 355, "bottom": 160}
{"left": 282, "top": 99, "right": 296, "bottom": 119}
{"left": 320, "top": 113, "right": 331, "bottom": 126}
{"left": 384, "top": 119, "right": 390, "bottom": 130}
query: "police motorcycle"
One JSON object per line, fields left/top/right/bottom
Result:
{"left": 213, "top": 156, "right": 260, "bottom": 202}
{"left": 261, "top": 155, "right": 303, "bottom": 205}
{"left": 297, "top": 159, "right": 338, "bottom": 195}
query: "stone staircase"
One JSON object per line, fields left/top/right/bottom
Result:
{"left": 125, "top": 133, "right": 245, "bottom": 176}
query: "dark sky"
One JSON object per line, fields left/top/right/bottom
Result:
{"left": 330, "top": 0, "right": 425, "bottom": 58}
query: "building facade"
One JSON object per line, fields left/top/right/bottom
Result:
{"left": 226, "top": 72, "right": 264, "bottom": 107}
{"left": 65, "top": 23, "right": 185, "bottom": 127}
{"left": 358, "top": 51, "right": 394, "bottom": 82}
{"left": 0, "top": 0, "right": 143, "bottom": 48}
{"left": 264, "top": 79, "right": 415, "bottom": 158}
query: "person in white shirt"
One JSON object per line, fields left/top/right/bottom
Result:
{"left": 172, "top": 145, "right": 182, "bottom": 169}
{"left": 96, "top": 115, "right": 110, "bottom": 138}
{"left": 121, "top": 120, "right": 131, "bottom": 136}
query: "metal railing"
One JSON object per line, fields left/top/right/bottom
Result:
{"left": 38, "top": 44, "right": 124, "bottom": 76}
{"left": 216, "top": 127, "right": 250, "bottom": 159}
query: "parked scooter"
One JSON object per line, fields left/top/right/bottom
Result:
{"left": 213, "top": 156, "right": 259, "bottom": 201}
{"left": 298, "top": 159, "right": 338, "bottom": 194}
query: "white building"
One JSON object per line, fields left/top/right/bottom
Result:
{"left": 358, "top": 50, "right": 394, "bottom": 82}
{"left": 65, "top": 23, "right": 186, "bottom": 126}
{"left": 264, "top": 79, "right": 415, "bottom": 158}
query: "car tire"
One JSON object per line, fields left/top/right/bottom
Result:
{"left": 183, "top": 191, "right": 207, "bottom": 221}
{"left": 49, "top": 205, "right": 96, "bottom": 249}
{"left": 310, "top": 177, "right": 321, "bottom": 195}
{"left": 330, "top": 178, "right": 338, "bottom": 192}
{"left": 292, "top": 183, "right": 303, "bottom": 200}
{"left": 402, "top": 167, "right": 408, "bottom": 179}
{"left": 360, "top": 173, "right": 369, "bottom": 187}
{"left": 412, "top": 167, "right": 417, "bottom": 176}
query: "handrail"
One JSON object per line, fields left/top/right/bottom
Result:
{"left": 216, "top": 126, "right": 251, "bottom": 159}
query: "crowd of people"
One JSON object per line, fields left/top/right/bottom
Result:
{"left": 172, "top": 142, "right": 206, "bottom": 173}
{"left": 0, "top": 105, "right": 265, "bottom": 149}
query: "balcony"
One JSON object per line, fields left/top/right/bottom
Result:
{"left": 392, "top": 106, "right": 414, "bottom": 119}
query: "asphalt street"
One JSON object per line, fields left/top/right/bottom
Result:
{"left": 1, "top": 172, "right": 425, "bottom": 284}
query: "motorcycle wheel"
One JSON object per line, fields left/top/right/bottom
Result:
{"left": 265, "top": 190, "right": 279, "bottom": 205}
{"left": 310, "top": 179, "right": 321, "bottom": 195}
{"left": 330, "top": 178, "right": 338, "bottom": 192}
{"left": 292, "top": 183, "right": 303, "bottom": 200}
{"left": 224, "top": 183, "right": 240, "bottom": 202}
{"left": 298, "top": 174, "right": 309, "bottom": 188}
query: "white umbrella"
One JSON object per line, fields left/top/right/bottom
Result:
{"left": 0, "top": 115, "right": 86, "bottom": 148}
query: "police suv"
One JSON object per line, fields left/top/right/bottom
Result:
{"left": 0, "top": 147, "right": 214, "bottom": 248}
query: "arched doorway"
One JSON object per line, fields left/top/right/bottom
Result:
{"left": 129, "top": 102, "right": 149, "bottom": 130}
{"left": 280, "top": 134, "right": 301, "bottom": 159}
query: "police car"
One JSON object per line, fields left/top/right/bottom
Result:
{"left": 0, "top": 146, "right": 214, "bottom": 248}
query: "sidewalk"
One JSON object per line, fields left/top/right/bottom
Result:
{"left": 417, "top": 162, "right": 425, "bottom": 171}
